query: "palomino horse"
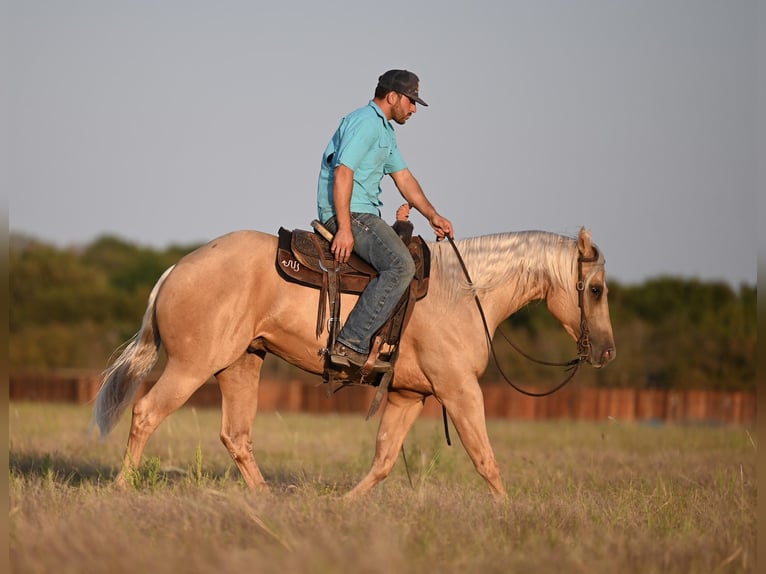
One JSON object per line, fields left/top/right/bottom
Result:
{"left": 94, "top": 227, "right": 615, "bottom": 498}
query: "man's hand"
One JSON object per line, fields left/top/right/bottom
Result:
{"left": 429, "top": 213, "right": 454, "bottom": 241}
{"left": 331, "top": 164, "right": 355, "bottom": 263}
{"left": 331, "top": 227, "right": 355, "bottom": 263}
{"left": 390, "top": 169, "right": 454, "bottom": 240}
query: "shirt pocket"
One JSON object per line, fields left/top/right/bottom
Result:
{"left": 375, "top": 137, "right": 391, "bottom": 164}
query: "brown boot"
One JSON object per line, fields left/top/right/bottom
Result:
{"left": 330, "top": 342, "right": 391, "bottom": 373}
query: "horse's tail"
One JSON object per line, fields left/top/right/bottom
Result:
{"left": 92, "top": 265, "right": 175, "bottom": 438}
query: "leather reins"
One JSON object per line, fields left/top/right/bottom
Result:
{"left": 445, "top": 235, "right": 598, "bottom": 398}
{"left": 404, "top": 234, "right": 599, "bottom": 460}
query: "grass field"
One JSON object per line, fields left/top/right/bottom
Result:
{"left": 9, "top": 402, "right": 757, "bottom": 573}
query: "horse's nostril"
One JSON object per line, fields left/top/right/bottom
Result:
{"left": 602, "top": 347, "right": 616, "bottom": 363}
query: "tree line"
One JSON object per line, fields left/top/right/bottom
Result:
{"left": 9, "top": 233, "right": 755, "bottom": 390}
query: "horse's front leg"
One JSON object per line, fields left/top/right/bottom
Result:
{"left": 440, "top": 379, "right": 507, "bottom": 499}
{"left": 345, "top": 389, "right": 426, "bottom": 499}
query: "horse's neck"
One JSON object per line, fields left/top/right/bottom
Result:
{"left": 430, "top": 232, "right": 575, "bottom": 327}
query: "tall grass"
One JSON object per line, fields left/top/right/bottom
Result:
{"left": 9, "top": 403, "right": 756, "bottom": 573}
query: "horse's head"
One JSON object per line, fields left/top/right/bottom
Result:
{"left": 546, "top": 227, "right": 616, "bottom": 367}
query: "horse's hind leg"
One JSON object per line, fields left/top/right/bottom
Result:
{"left": 116, "top": 361, "right": 210, "bottom": 487}
{"left": 216, "top": 351, "right": 268, "bottom": 490}
{"left": 345, "top": 389, "right": 425, "bottom": 499}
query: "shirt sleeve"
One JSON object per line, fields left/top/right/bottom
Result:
{"left": 334, "top": 115, "right": 378, "bottom": 172}
{"left": 384, "top": 138, "right": 407, "bottom": 174}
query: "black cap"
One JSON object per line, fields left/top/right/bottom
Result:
{"left": 377, "top": 70, "right": 428, "bottom": 106}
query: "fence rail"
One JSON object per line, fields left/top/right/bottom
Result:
{"left": 9, "top": 372, "right": 756, "bottom": 426}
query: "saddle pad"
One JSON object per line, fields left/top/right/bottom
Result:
{"left": 276, "top": 227, "right": 430, "bottom": 299}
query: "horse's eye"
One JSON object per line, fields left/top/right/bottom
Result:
{"left": 590, "top": 285, "right": 603, "bottom": 299}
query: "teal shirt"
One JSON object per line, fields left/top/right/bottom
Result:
{"left": 317, "top": 101, "right": 407, "bottom": 223}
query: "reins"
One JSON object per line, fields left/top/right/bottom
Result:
{"left": 445, "top": 235, "right": 596, "bottom": 398}
{"left": 405, "top": 233, "right": 598, "bottom": 463}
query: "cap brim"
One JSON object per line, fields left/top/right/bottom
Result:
{"left": 403, "top": 92, "right": 428, "bottom": 107}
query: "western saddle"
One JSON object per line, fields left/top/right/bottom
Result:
{"left": 276, "top": 219, "right": 430, "bottom": 408}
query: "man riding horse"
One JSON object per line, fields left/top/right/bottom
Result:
{"left": 317, "top": 69, "right": 454, "bottom": 374}
{"left": 93, "top": 69, "right": 615, "bottom": 499}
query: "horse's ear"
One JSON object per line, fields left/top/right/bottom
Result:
{"left": 577, "top": 227, "right": 595, "bottom": 258}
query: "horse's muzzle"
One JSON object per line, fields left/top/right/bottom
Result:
{"left": 593, "top": 346, "right": 616, "bottom": 367}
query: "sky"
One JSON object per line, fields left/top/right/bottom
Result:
{"left": 6, "top": 1, "right": 760, "bottom": 287}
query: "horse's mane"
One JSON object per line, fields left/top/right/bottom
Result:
{"left": 429, "top": 230, "right": 594, "bottom": 303}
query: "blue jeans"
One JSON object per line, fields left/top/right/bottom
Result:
{"left": 324, "top": 213, "right": 416, "bottom": 353}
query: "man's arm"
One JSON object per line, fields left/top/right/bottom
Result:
{"left": 331, "top": 164, "right": 355, "bottom": 262}
{"left": 390, "top": 168, "right": 454, "bottom": 239}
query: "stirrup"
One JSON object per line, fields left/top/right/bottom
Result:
{"left": 329, "top": 352, "right": 391, "bottom": 373}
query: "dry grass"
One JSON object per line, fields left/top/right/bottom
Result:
{"left": 9, "top": 402, "right": 757, "bottom": 574}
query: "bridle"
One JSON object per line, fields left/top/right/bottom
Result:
{"left": 446, "top": 235, "right": 598, "bottom": 398}
{"left": 404, "top": 234, "right": 601, "bottom": 458}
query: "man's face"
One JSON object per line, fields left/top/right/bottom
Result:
{"left": 390, "top": 93, "right": 417, "bottom": 125}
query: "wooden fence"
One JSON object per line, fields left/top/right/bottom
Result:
{"left": 8, "top": 372, "right": 756, "bottom": 426}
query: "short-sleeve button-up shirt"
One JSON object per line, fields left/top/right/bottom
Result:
{"left": 317, "top": 101, "right": 407, "bottom": 223}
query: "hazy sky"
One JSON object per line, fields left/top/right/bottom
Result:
{"left": 8, "top": 1, "right": 759, "bottom": 287}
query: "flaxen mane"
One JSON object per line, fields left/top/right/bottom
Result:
{"left": 430, "top": 231, "right": 602, "bottom": 303}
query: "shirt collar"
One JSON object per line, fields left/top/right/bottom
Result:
{"left": 368, "top": 100, "right": 394, "bottom": 130}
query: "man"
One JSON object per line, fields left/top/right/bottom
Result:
{"left": 317, "top": 69, "right": 454, "bottom": 373}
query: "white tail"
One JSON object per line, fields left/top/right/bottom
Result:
{"left": 92, "top": 265, "right": 175, "bottom": 437}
